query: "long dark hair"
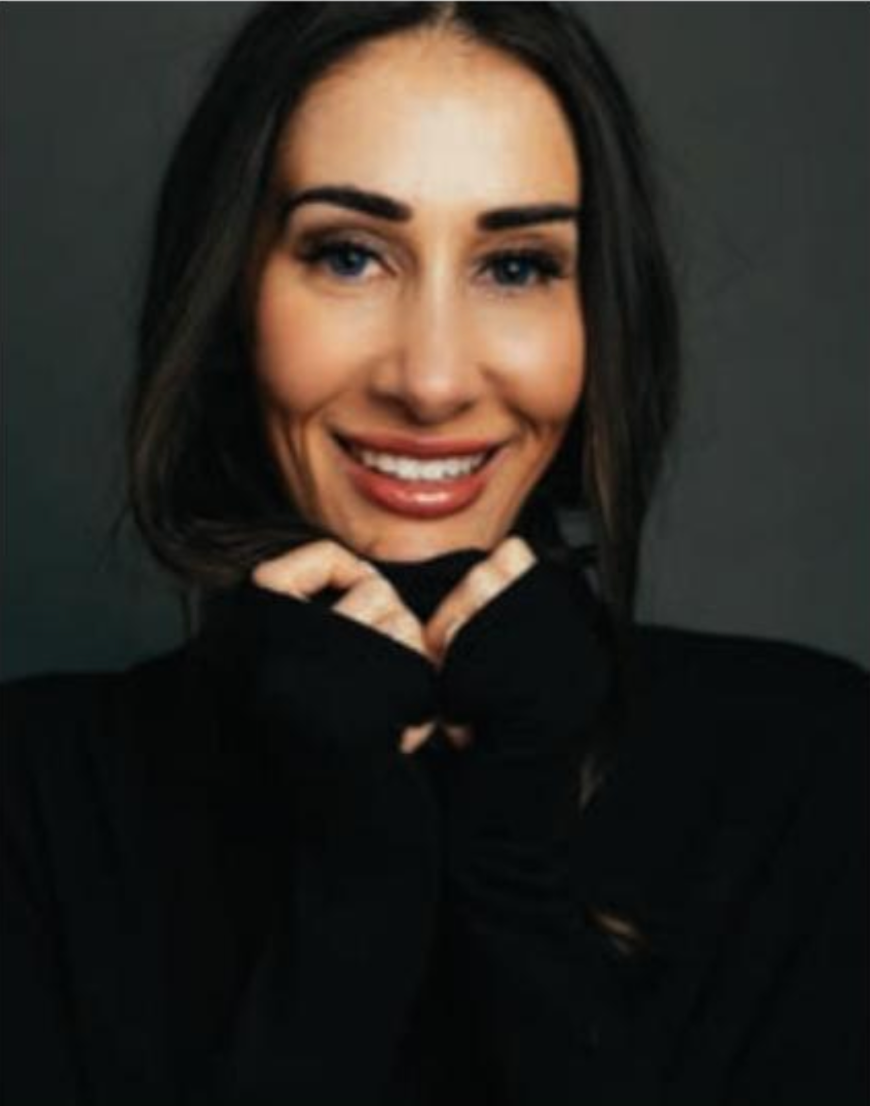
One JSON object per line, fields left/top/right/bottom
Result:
{"left": 128, "top": 1, "right": 680, "bottom": 627}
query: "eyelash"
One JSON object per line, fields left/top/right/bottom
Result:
{"left": 296, "top": 235, "right": 569, "bottom": 290}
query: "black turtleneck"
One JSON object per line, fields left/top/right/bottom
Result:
{"left": 1, "top": 540, "right": 867, "bottom": 1106}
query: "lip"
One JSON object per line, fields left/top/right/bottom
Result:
{"left": 334, "top": 433, "right": 508, "bottom": 520}
{"left": 335, "top": 431, "right": 504, "bottom": 459}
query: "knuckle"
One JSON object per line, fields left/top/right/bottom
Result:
{"left": 322, "top": 540, "right": 358, "bottom": 567}
{"left": 337, "top": 588, "right": 385, "bottom": 621}
{"left": 251, "top": 548, "right": 296, "bottom": 579}
{"left": 363, "top": 575, "right": 397, "bottom": 601}
{"left": 386, "top": 614, "right": 422, "bottom": 649}
{"left": 497, "top": 536, "right": 535, "bottom": 572}
{"left": 349, "top": 578, "right": 396, "bottom": 616}
{"left": 468, "top": 561, "right": 508, "bottom": 599}
{"left": 250, "top": 560, "right": 294, "bottom": 595}
{"left": 384, "top": 609, "right": 417, "bottom": 637}
{"left": 329, "top": 591, "right": 358, "bottom": 617}
{"left": 250, "top": 563, "right": 273, "bottom": 589}
{"left": 252, "top": 542, "right": 325, "bottom": 587}
{"left": 467, "top": 560, "right": 496, "bottom": 588}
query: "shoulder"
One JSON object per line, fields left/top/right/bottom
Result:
{"left": 624, "top": 621, "right": 868, "bottom": 752}
{"left": 587, "top": 622, "right": 867, "bottom": 861}
{"left": 1, "top": 649, "right": 194, "bottom": 769}
{"left": 609, "top": 622, "right": 868, "bottom": 852}
{"left": 0, "top": 647, "right": 238, "bottom": 932}
{"left": 1, "top": 669, "right": 120, "bottom": 805}
{"left": 631, "top": 621, "right": 868, "bottom": 702}
{"left": 0, "top": 649, "right": 213, "bottom": 851}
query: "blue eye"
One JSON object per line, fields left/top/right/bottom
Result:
{"left": 488, "top": 251, "right": 564, "bottom": 287}
{"left": 307, "top": 241, "right": 377, "bottom": 278}
{"left": 299, "top": 236, "right": 566, "bottom": 288}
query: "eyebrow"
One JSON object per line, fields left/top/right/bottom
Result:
{"left": 280, "top": 184, "right": 581, "bottom": 231}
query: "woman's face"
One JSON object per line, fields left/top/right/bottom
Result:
{"left": 252, "top": 28, "right": 584, "bottom": 562}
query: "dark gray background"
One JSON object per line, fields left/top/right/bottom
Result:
{"left": 2, "top": 3, "right": 868, "bottom": 680}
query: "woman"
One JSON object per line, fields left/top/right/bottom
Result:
{"left": 1, "top": 4, "right": 866, "bottom": 1105}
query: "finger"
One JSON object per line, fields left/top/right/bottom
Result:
{"left": 331, "top": 575, "right": 400, "bottom": 625}
{"left": 443, "top": 722, "right": 474, "bottom": 750}
{"left": 425, "top": 560, "right": 515, "bottom": 662}
{"left": 491, "top": 535, "right": 537, "bottom": 577}
{"left": 426, "top": 536, "right": 538, "bottom": 659}
{"left": 425, "top": 564, "right": 503, "bottom": 658}
{"left": 332, "top": 573, "right": 431, "bottom": 658}
{"left": 399, "top": 720, "right": 437, "bottom": 755}
{"left": 251, "top": 540, "right": 376, "bottom": 600}
{"left": 375, "top": 608, "right": 430, "bottom": 658}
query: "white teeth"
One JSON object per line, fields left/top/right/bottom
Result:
{"left": 356, "top": 448, "right": 487, "bottom": 481}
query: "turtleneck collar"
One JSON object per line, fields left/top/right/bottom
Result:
{"left": 322, "top": 496, "right": 570, "bottom": 621}
{"left": 365, "top": 548, "right": 489, "bottom": 622}
{"left": 369, "top": 494, "right": 574, "bottom": 619}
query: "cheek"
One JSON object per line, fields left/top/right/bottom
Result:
{"left": 488, "top": 299, "right": 585, "bottom": 424}
{"left": 252, "top": 264, "right": 361, "bottom": 414}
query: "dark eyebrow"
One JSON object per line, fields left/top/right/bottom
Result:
{"left": 281, "top": 184, "right": 580, "bottom": 230}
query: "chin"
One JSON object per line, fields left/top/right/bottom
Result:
{"left": 345, "top": 521, "right": 495, "bottom": 564}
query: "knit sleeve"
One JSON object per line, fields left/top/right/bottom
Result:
{"left": 187, "top": 585, "right": 442, "bottom": 1106}
{"left": 434, "top": 559, "right": 615, "bottom": 1106}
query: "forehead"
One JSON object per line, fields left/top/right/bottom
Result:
{"left": 272, "top": 30, "right": 581, "bottom": 211}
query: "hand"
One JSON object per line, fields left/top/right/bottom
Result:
{"left": 253, "top": 540, "right": 438, "bottom": 755}
{"left": 395, "top": 537, "right": 538, "bottom": 754}
{"left": 436, "top": 539, "right": 613, "bottom": 747}
{"left": 424, "top": 536, "right": 538, "bottom": 663}
{"left": 425, "top": 537, "right": 613, "bottom": 906}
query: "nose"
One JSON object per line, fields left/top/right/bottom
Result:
{"left": 367, "top": 280, "right": 486, "bottom": 425}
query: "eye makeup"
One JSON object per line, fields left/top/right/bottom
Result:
{"left": 291, "top": 226, "right": 576, "bottom": 290}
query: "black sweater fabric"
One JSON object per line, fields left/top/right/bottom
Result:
{"left": 1, "top": 546, "right": 868, "bottom": 1106}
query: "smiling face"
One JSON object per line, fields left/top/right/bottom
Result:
{"left": 250, "top": 27, "right": 584, "bottom": 562}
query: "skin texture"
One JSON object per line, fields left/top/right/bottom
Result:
{"left": 250, "top": 27, "right": 585, "bottom": 751}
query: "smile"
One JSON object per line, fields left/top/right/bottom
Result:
{"left": 335, "top": 433, "right": 506, "bottom": 519}
{"left": 351, "top": 446, "right": 489, "bottom": 481}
